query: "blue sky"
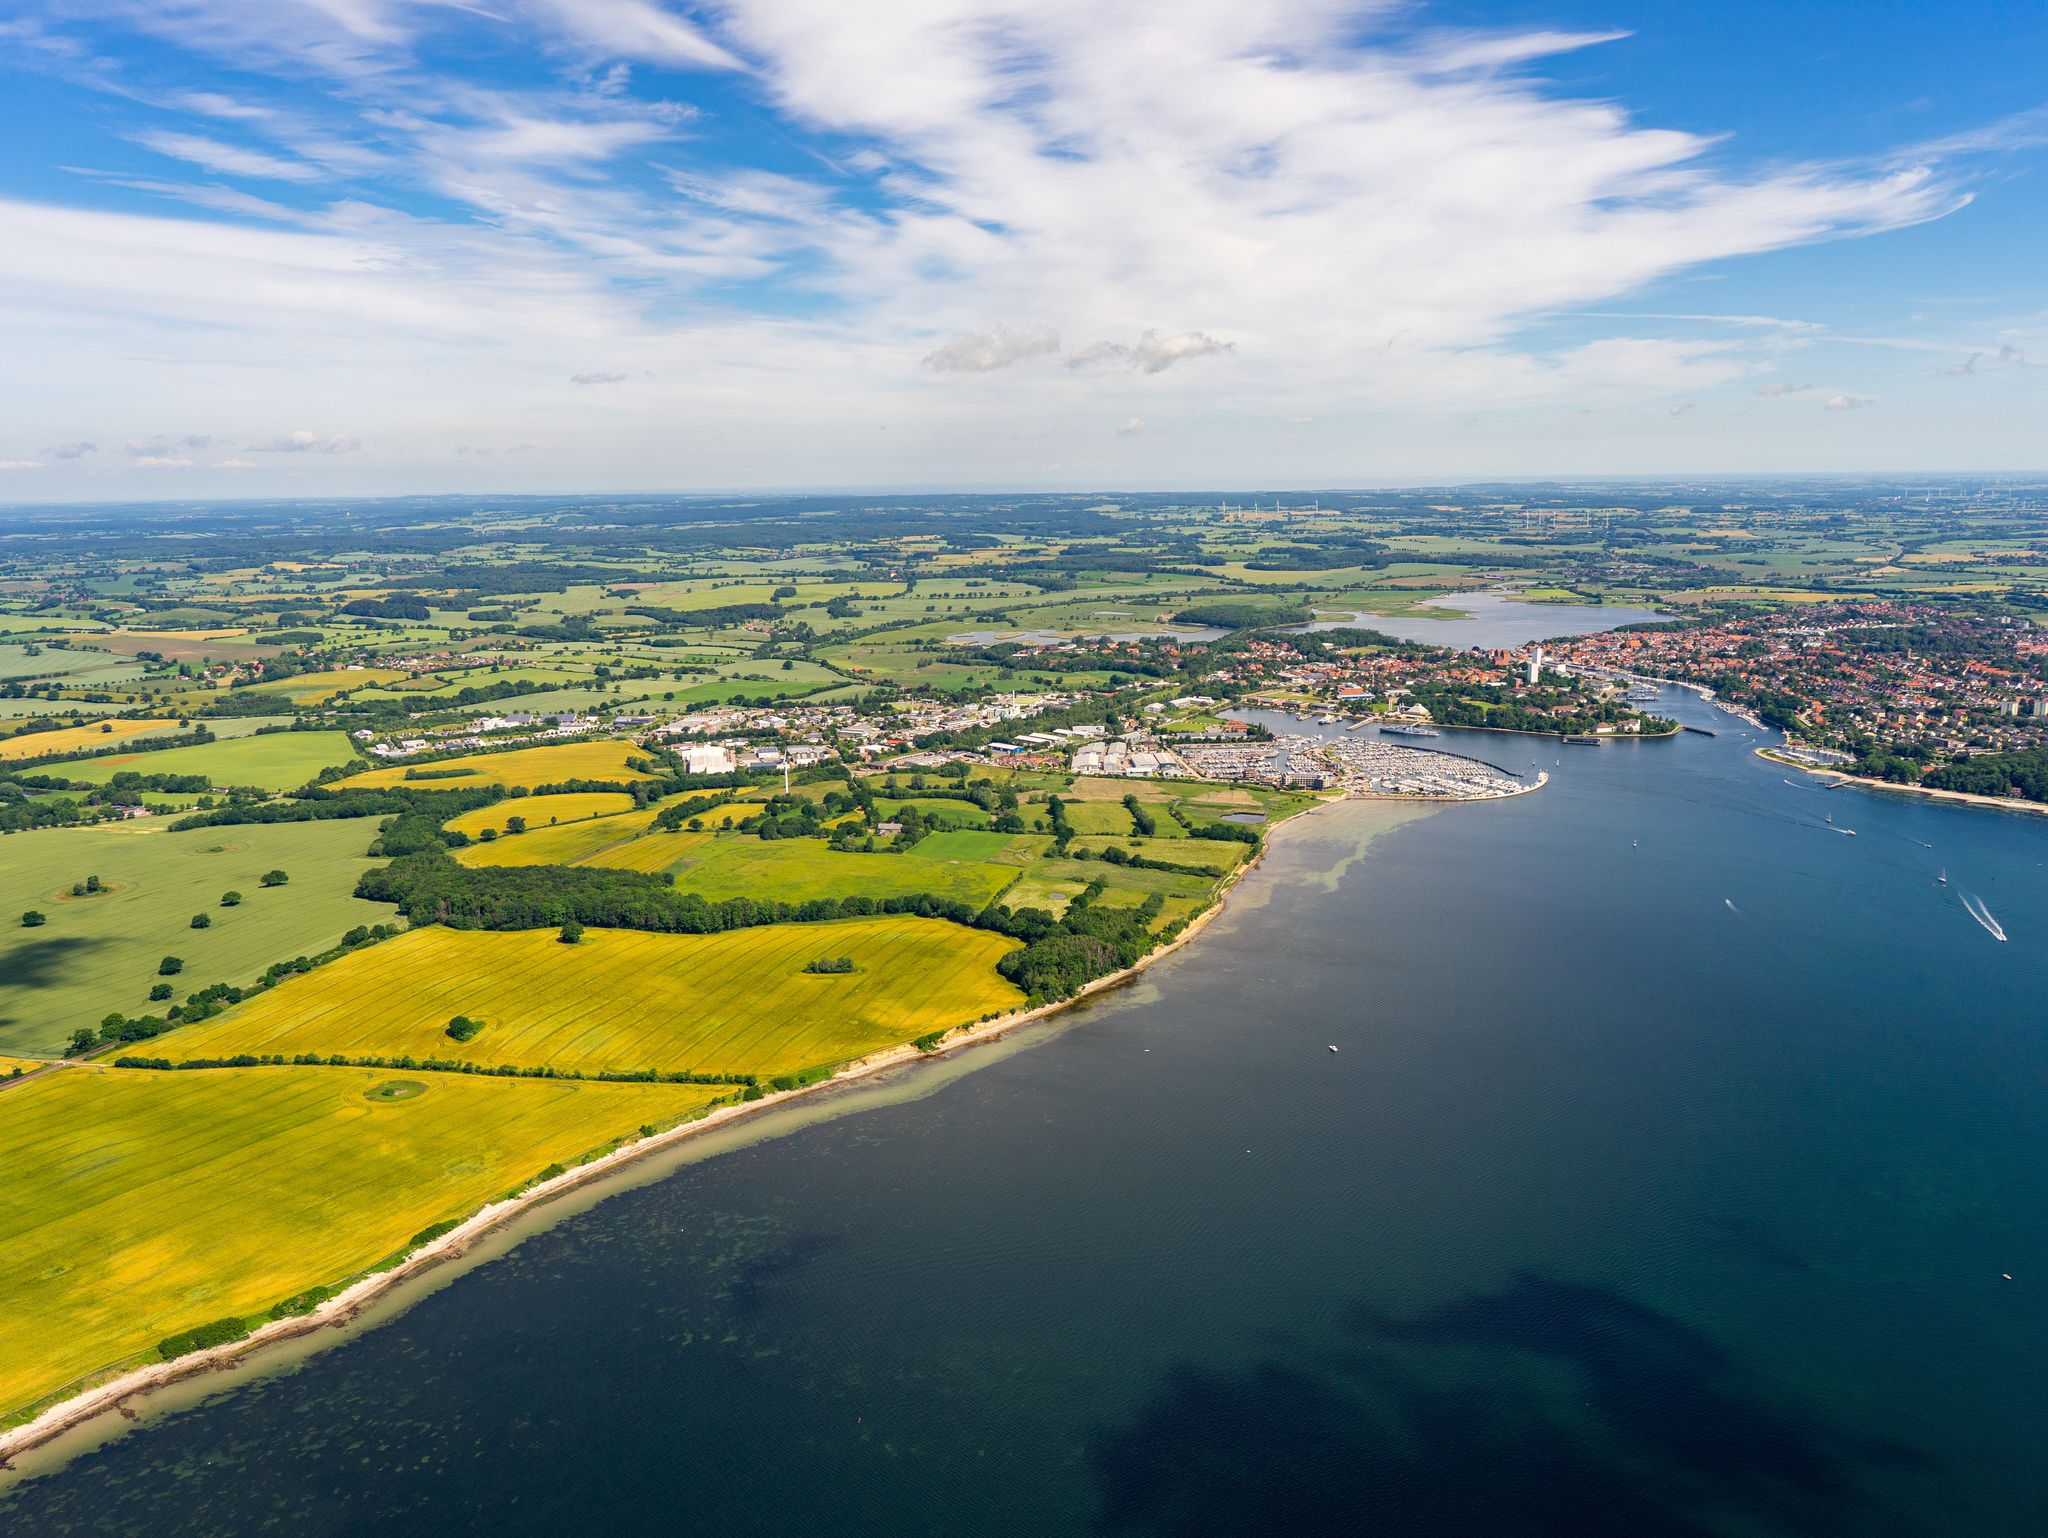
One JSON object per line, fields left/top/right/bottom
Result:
{"left": 0, "top": 0, "right": 2042, "bottom": 497}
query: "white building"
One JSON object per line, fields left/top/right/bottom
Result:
{"left": 680, "top": 744, "right": 736, "bottom": 775}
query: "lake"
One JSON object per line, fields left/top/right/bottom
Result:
{"left": 5, "top": 687, "right": 2044, "bottom": 1536}
{"left": 1299, "top": 590, "right": 1672, "bottom": 648}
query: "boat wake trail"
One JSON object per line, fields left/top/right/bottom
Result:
{"left": 1723, "top": 898, "right": 1743, "bottom": 919}
{"left": 1960, "top": 893, "right": 2009, "bottom": 943}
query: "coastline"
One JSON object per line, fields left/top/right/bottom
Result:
{"left": 1758, "top": 746, "right": 2048, "bottom": 818}
{"left": 0, "top": 791, "right": 1340, "bottom": 1469}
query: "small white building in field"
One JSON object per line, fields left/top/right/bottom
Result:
{"left": 680, "top": 744, "right": 736, "bottom": 775}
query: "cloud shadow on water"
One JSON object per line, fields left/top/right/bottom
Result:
{"left": 1091, "top": 1272, "right": 1931, "bottom": 1538}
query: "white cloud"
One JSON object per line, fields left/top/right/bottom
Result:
{"left": 1754, "top": 381, "right": 1811, "bottom": 397}
{"left": 213, "top": 457, "right": 259, "bottom": 468}
{"left": 46, "top": 440, "right": 98, "bottom": 458}
{"left": 132, "top": 455, "right": 195, "bottom": 467}
{"left": 254, "top": 429, "right": 363, "bottom": 452}
{"left": 0, "top": 0, "right": 2018, "bottom": 490}
{"left": 1947, "top": 353, "right": 1979, "bottom": 376}
{"left": 1825, "top": 394, "right": 1876, "bottom": 411}
{"left": 570, "top": 371, "right": 629, "bottom": 385}
{"left": 0, "top": 460, "right": 47, "bottom": 471}
{"left": 1668, "top": 402, "right": 1695, "bottom": 416}
{"left": 126, "top": 434, "right": 215, "bottom": 455}
{"left": 1070, "top": 331, "right": 1235, "bottom": 375}
{"left": 924, "top": 324, "right": 1061, "bottom": 373}
{"left": 1115, "top": 416, "right": 1148, "bottom": 437}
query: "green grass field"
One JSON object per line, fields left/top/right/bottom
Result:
{"left": 337, "top": 740, "right": 653, "bottom": 791}
{"left": 651, "top": 833, "right": 1021, "bottom": 907}
{"left": 61, "top": 732, "right": 362, "bottom": 792}
{"left": 909, "top": 829, "right": 1033, "bottom": 864}
{"left": 1068, "top": 834, "right": 1246, "bottom": 871}
{"left": 162, "top": 917, "right": 1023, "bottom": 1076}
{"left": 239, "top": 668, "right": 405, "bottom": 703}
{"left": 877, "top": 796, "right": 993, "bottom": 827}
{"left": 0, "top": 818, "right": 394, "bottom": 1054}
{"left": 0, "top": 1065, "right": 719, "bottom": 1418}
{"left": 1061, "top": 800, "right": 1139, "bottom": 836}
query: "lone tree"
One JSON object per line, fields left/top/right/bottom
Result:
{"left": 259, "top": 869, "right": 289, "bottom": 887}
{"left": 445, "top": 1015, "right": 483, "bottom": 1043}
{"left": 558, "top": 920, "right": 585, "bottom": 945}
{"left": 505, "top": 815, "right": 527, "bottom": 835}
{"left": 20, "top": 910, "right": 45, "bottom": 927}
{"left": 67, "top": 1029, "right": 97, "bottom": 1057}
{"left": 190, "top": 912, "right": 212, "bottom": 929}
{"left": 158, "top": 955, "right": 184, "bottom": 976}
{"left": 220, "top": 890, "right": 242, "bottom": 906}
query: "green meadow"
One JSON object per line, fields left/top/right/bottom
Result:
{"left": 60, "top": 732, "right": 363, "bottom": 792}
{"left": 0, "top": 818, "right": 393, "bottom": 1054}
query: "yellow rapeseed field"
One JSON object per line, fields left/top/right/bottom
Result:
{"left": 163, "top": 918, "right": 1024, "bottom": 1077}
{"left": 443, "top": 792, "right": 638, "bottom": 838}
{"left": 0, "top": 1066, "right": 719, "bottom": 1417}
{"left": 453, "top": 805, "right": 660, "bottom": 867}
{"left": 244, "top": 668, "right": 406, "bottom": 704}
{"left": 335, "top": 739, "right": 655, "bottom": 791}
{"left": 0, "top": 718, "right": 181, "bottom": 761}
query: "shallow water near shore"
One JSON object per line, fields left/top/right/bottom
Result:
{"left": 6, "top": 687, "right": 2047, "bottom": 1536}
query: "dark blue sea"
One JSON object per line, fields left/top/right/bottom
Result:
{"left": 5, "top": 688, "right": 2045, "bottom": 1536}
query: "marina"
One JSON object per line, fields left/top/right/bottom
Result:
{"left": 1179, "top": 726, "right": 1538, "bottom": 801}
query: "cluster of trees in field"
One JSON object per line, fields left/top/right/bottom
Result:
{"left": 1172, "top": 597, "right": 1314, "bottom": 630}
{"left": 997, "top": 885, "right": 1167, "bottom": 1001}
{"left": 1400, "top": 681, "right": 1673, "bottom": 737}
{"left": 940, "top": 639, "right": 1185, "bottom": 681}
{"left": 626, "top": 601, "right": 782, "bottom": 629}
{"left": 1067, "top": 845, "right": 1219, "bottom": 878}
{"left": 1239, "top": 538, "right": 1392, "bottom": 571}
{"left": 1, "top": 768, "right": 224, "bottom": 831}
{"left": 327, "top": 676, "right": 540, "bottom": 718}
{"left": 340, "top": 596, "right": 433, "bottom": 621}
{"left": 1279, "top": 626, "right": 1437, "bottom": 662}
